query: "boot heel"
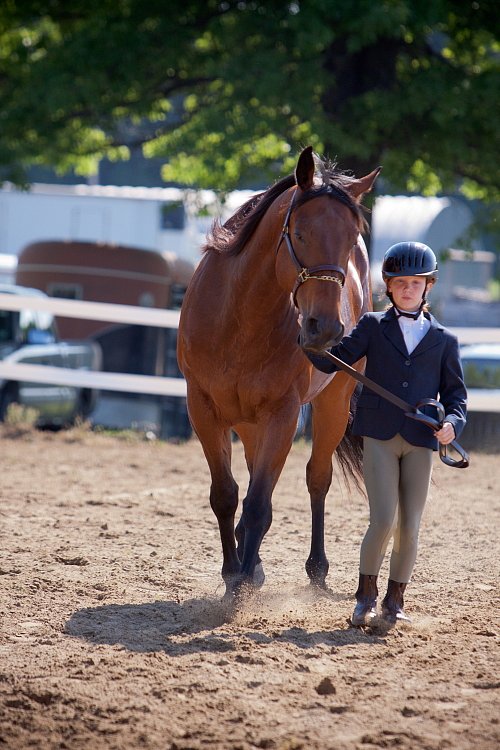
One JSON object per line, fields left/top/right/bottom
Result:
{"left": 351, "top": 601, "right": 377, "bottom": 626}
{"left": 381, "top": 580, "right": 411, "bottom": 623}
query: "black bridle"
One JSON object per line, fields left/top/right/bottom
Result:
{"left": 276, "top": 188, "right": 347, "bottom": 307}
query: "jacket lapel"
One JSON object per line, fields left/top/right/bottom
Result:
{"left": 411, "top": 314, "right": 444, "bottom": 356}
{"left": 381, "top": 308, "right": 409, "bottom": 357}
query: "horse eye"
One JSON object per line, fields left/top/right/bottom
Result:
{"left": 294, "top": 231, "right": 304, "bottom": 241}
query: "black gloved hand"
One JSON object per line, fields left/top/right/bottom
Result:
{"left": 303, "top": 349, "right": 338, "bottom": 374}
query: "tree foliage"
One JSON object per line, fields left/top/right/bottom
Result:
{"left": 0, "top": 0, "right": 498, "bottom": 203}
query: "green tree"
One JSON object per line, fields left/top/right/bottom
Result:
{"left": 0, "top": 0, "right": 498, "bottom": 205}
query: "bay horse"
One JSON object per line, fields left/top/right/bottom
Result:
{"left": 177, "top": 146, "right": 380, "bottom": 600}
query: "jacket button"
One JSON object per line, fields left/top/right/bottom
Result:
{"left": 402, "top": 381, "right": 409, "bottom": 388}
{"left": 405, "top": 359, "right": 411, "bottom": 366}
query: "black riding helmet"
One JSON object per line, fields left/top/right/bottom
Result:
{"left": 382, "top": 242, "right": 438, "bottom": 317}
{"left": 382, "top": 241, "right": 438, "bottom": 280}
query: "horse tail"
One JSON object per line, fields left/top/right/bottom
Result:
{"left": 335, "top": 386, "right": 364, "bottom": 493}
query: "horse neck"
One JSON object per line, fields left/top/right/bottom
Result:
{"left": 341, "top": 239, "right": 372, "bottom": 332}
{"left": 230, "top": 200, "right": 292, "bottom": 321}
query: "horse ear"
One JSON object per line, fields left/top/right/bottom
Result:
{"left": 295, "top": 146, "right": 315, "bottom": 191}
{"left": 347, "top": 167, "right": 382, "bottom": 201}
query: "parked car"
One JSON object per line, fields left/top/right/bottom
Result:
{"left": 89, "top": 323, "right": 191, "bottom": 440}
{"left": 460, "top": 342, "right": 500, "bottom": 411}
{"left": 459, "top": 342, "right": 500, "bottom": 450}
{"left": 460, "top": 343, "right": 500, "bottom": 390}
{"left": 0, "top": 284, "right": 102, "bottom": 426}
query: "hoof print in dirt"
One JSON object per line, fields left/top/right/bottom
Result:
{"left": 315, "top": 677, "right": 337, "bottom": 696}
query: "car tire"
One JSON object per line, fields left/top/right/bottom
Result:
{"left": 71, "top": 388, "right": 95, "bottom": 424}
{"left": 0, "top": 383, "right": 19, "bottom": 422}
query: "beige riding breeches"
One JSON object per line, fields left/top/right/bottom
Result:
{"left": 359, "top": 434, "right": 434, "bottom": 584}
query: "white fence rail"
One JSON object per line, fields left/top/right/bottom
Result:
{"left": 0, "top": 292, "right": 180, "bottom": 328}
{"left": 0, "top": 293, "right": 185, "bottom": 397}
{"left": 1, "top": 293, "right": 500, "bottom": 409}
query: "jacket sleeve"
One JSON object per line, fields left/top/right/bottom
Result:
{"left": 303, "top": 314, "right": 372, "bottom": 373}
{"left": 439, "top": 334, "right": 467, "bottom": 438}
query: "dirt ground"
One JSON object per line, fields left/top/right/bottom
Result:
{"left": 0, "top": 423, "right": 498, "bottom": 750}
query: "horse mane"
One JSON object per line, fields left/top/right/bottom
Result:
{"left": 203, "top": 156, "right": 367, "bottom": 257}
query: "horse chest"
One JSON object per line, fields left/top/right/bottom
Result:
{"left": 200, "top": 359, "right": 298, "bottom": 421}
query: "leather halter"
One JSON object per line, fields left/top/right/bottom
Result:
{"left": 276, "top": 188, "right": 347, "bottom": 307}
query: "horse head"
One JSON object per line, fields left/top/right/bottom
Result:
{"left": 275, "top": 146, "right": 380, "bottom": 353}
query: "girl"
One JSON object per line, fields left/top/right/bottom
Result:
{"left": 306, "top": 242, "right": 467, "bottom": 625}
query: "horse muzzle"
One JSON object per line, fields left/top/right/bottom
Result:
{"left": 299, "top": 315, "right": 344, "bottom": 353}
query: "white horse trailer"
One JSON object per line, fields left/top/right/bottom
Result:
{"left": 0, "top": 182, "right": 257, "bottom": 265}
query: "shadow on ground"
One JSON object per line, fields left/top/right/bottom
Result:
{"left": 65, "top": 592, "right": 387, "bottom": 655}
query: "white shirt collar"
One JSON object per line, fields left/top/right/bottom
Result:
{"left": 399, "top": 311, "right": 422, "bottom": 324}
{"left": 397, "top": 311, "right": 430, "bottom": 354}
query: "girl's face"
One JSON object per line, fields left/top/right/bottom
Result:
{"left": 388, "top": 276, "right": 428, "bottom": 312}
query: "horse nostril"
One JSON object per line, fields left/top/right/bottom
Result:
{"left": 306, "top": 317, "right": 320, "bottom": 337}
{"left": 302, "top": 316, "right": 344, "bottom": 349}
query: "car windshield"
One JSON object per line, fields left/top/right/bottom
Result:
{"left": 0, "top": 310, "right": 14, "bottom": 343}
{"left": 462, "top": 358, "right": 500, "bottom": 389}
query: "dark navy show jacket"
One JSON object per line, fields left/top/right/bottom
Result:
{"left": 306, "top": 308, "right": 467, "bottom": 449}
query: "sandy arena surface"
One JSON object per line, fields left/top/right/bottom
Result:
{"left": 0, "top": 423, "right": 498, "bottom": 750}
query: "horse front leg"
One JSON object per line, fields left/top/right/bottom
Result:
{"left": 231, "top": 408, "right": 298, "bottom": 599}
{"left": 233, "top": 423, "right": 265, "bottom": 589}
{"left": 306, "top": 374, "right": 355, "bottom": 588}
{"left": 209, "top": 462, "right": 240, "bottom": 591}
{"left": 186, "top": 386, "right": 240, "bottom": 592}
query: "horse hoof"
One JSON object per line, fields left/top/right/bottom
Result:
{"left": 253, "top": 562, "right": 265, "bottom": 588}
{"left": 310, "top": 577, "right": 328, "bottom": 591}
{"left": 222, "top": 576, "right": 257, "bottom": 609}
{"left": 221, "top": 588, "right": 238, "bottom": 616}
{"left": 305, "top": 559, "right": 329, "bottom": 589}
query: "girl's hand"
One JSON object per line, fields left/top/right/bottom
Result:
{"left": 435, "top": 421, "right": 456, "bottom": 445}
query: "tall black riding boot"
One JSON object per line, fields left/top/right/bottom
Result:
{"left": 351, "top": 573, "right": 378, "bottom": 626}
{"left": 381, "top": 579, "right": 411, "bottom": 623}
